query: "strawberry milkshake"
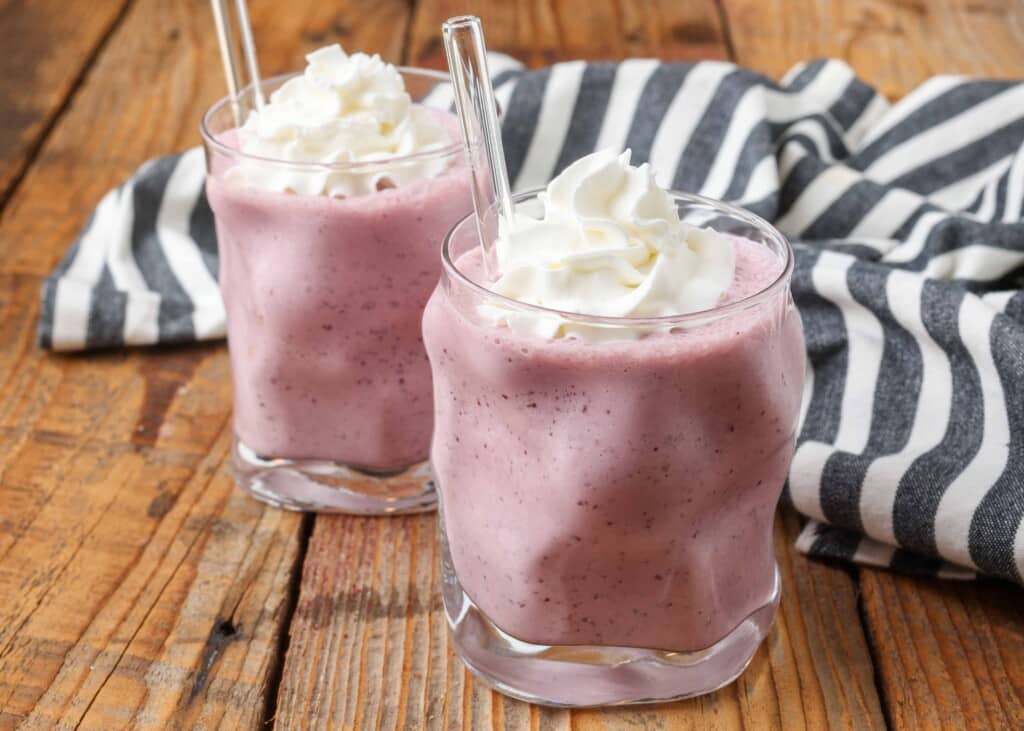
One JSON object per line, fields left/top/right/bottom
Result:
{"left": 423, "top": 150, "right": 805, "bottom": 705}
{"left": 202, "top": 45, "right": 471, "bottom": 513}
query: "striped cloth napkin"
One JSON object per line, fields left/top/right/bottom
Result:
{"left": 38, "top": 57, "right": 1024, "bottom": 586}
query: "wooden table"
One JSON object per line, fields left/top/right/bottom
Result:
{"left": 2, "top": 1, "right": 1023, "bottom": 728}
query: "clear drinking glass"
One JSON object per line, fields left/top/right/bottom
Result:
{"left": 422, "top": 190, "right": 806, "bottom": 706}
{"left": 201, "top": 70, "right": 471, "bottom": 514}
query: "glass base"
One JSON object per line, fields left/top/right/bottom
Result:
{"left": 440, "top": 523, "right": 780, "bottom": 707}
{"left": 231, "top": 436, "right": 437, "bottom": 514}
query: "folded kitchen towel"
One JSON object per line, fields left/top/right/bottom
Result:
{"left": 39, "top": 56, "right": 1024, "bottom": 585}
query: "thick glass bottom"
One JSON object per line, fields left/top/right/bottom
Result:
{"left": 439, "top": 520, "right": 780, "bottom": 707}
{"left": 231, "top": 436, "right": 437, "bottom": 514}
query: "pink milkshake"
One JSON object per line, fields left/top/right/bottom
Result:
{"left": 201, "top": 45, "right": 471, "bottom": 513}
{"left": 423, "top": 151, "right": 805, "bottom": 705}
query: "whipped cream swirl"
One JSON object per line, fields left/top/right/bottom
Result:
{"left": 484, "top": 149, "right": 736, "bottom": 341}
{"left": 227, "top": 45, "right": 451, "bottom": 197}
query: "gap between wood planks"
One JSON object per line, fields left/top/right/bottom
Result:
{"left": 262, "top": 512, "right": 315, "bottom": 728}
{"left": 0, "top": 0, "right": 137, "bottom": 214}
{"left": 856, "top": 573, "right": 896, "bottom": 731}
{"left": 812, "top": 548, "right": 897, "bottom": 730}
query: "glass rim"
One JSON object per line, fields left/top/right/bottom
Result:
{"left": 441, "top": 188, "right": 795, "bottom": 329}
{"left": 199, "top": 68, "right": 464, "bottom": 172}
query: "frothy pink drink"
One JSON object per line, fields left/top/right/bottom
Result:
{"left": 201, "top": 45, "right": 472, "bottom": 512}
{"left": 209, "top": 165, "right": 470, "bottom": 469}
{"left": 425, "top": 238, "right": 803, "bottom": 651}
{"left": 423, "top": 150, "right": 806, "bottom": 705}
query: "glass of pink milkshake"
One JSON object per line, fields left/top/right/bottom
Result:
{"left": 422, "top": 150, "right": 805, "bottom": 705}
{"left": 201, "top": 45, "right": 472, "bottom": 514}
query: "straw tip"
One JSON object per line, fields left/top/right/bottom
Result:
{"left": 442, "top": 15, "right": 482, "bottom": 32}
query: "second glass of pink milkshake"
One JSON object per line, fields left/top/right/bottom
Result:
{"left": 423, "top": 150, "right": 805, "bottom": 705}
{"left": 202, "top": 45, "right": 472, "bottom": 513}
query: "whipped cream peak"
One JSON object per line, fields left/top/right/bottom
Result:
{"left": 485, "top": 149, "right": 737, "bottom": 341}
{"left": 226, "top": 44, "right": 451, "bottom": 197}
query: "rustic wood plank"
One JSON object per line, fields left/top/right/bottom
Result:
{"left": 404, "top": 0, "right": 731, "bottom": 69}
{"left": 859, "top": 571, "right": 1024, "bottom": 729}
{"left": 276, "top": 515, "right": 430, "bottom": 729}
{"left": 0, "top": 0, "right": 399, "bottom": 725}
{"left": 0, "top": 433, "right": 305, "bottom": 730}
{"left": 0, "top": 319, "right": 309, "bottom": 729}
{"left": 246, "top": 0, "right": 412, "bottom": 74}
{"left": 0, "top": 0, "right": 134, "bottom": 210}
{"left": 720, "top": 0, "right": 1024, "bottom": 98}
{"left": 0, "top": 267, "right": 310, "bottom": 727}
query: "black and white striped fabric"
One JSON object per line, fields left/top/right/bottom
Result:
{"left": 39, "top": 56, "right": 1024, "bottom": 585}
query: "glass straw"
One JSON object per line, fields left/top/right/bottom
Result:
{"left": 209, "top": 0, "right": 264, "bottom": 125}
{"left": 233, "top": 0, "right": 265, "bottom": 110}
{"left": 442, "top": 16, "right": 514, "bottom": 278}
{"left": 210, "top": 0, "right": 243, "bottom": 126}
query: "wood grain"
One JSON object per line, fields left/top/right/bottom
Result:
{"left": 405, "top": 0, "right": 730, "bottom": 69}
{"left": 0, "top": 0, "right": 133, "bottom": 209}
{"left": 859, "top": 570, "right": 1024, "bottom": 729}
{"left": 721, "top": 0, "right": 1024, "bottom": 98}
{"left": 247, "top": 0, "right": 412, "bottom": 75}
